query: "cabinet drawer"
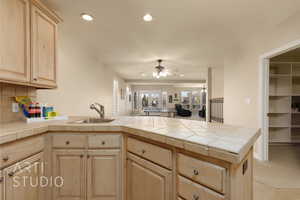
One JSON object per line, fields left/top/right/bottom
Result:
{"left": 178, "top": 153, "right": 226, "bottom": 193}
{"left": 88, "top": 134, "right": 121, "bottom": 148}
{"left": 178, "top": 176, "right": 225, "bottom": 200}
{"left": 0, "top": 136, "right": 44, "bottom": 168}
{"left": 127, "top": 137, "right": 172, "bottom": 169}
{"left": 52, "top": 135, "right": 86, "bottom": 148}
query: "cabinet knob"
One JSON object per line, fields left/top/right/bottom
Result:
{"left": 87, "top": 155, "right": 90, "bottom": 159}
{"left": 142, "top": 149, "right": 146, "bottom": 154}
{"left": 0, "top": 177, "right": 3, "bottom": 183}
{"left": 65, "top": 141, "right": 70, "bottom": 145}
{"left": 193, "top": 194, "right": 199, "bottom": 200}
{"left": 80, "top": 155, "right": 84, "bottom": 158}
{"left": 3, "top": 156, "right": 9, "bottom": 162}
{"left": 193, "top": 169, "right": 199, "bottom": 175}
{"left": 33, "top": 78, "right": 37, "bottom": 81}
{"left": 101, "top": 141, "right": 106, "bottom": 145}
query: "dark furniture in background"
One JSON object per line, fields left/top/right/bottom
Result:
{"left": 199, "top": 105, "right": 206, "bottom": 118}
{"left": 175, "top": 104, "right": 192, "bottom": 117}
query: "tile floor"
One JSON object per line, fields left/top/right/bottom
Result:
{"left": 254, "top": 145, "right": 300, "bottom": 200}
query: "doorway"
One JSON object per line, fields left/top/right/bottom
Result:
{"left": 260, "top": 40, "right": 300, "bottom": 161}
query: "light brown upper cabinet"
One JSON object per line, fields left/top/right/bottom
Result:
{"left": 0, "top": 0, "right": 31, "bottom": 83}
{"left": 0, "top": 0, "right": 61, "bottom": 88}
{"left": 31, "top": 0, "right": 60, "bottom": 88}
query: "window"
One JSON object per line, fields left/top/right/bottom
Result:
{"left": 139, "top": 91, "right": 161, "bottom": 110}
{"left": 181, "top": 91, "right": 191, "bottom": 110}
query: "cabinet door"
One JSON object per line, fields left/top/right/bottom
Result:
{"left": 3, "top": 153, "right": 43, "bottom": 200}
{"left": 127, "top": 153, "right": 172, "bottom": 200}
{"left": 0, "top": 0, "right": 30, "bottom": 82}
{"left": 87, "top": 150, "right": 121, "bottom": 200}
{"left": 31, "top": 3, "right": 57, "bottom": 87}
{"left": 52, "top": 150, "right": 86, "bottom": 200}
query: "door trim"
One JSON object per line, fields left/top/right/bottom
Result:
{"left": 259, "top": 39, "right": 300, "bottom": 161}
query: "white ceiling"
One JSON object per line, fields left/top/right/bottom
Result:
{"left": 44, "top": 0, "right": 300, "bottom": 81}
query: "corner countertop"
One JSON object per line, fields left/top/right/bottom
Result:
{"left": 0, "top": 116, "right": 260, "bottom": 164}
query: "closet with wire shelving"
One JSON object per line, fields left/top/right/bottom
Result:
{"left": 269, "top": 61, "right": 300, "bottom": 143}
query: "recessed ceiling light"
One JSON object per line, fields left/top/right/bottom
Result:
{"left": 141, "top": 73, "right": 146, "bottom": 77}
{"left": 180, "top": 74, "right": 185, "bottom": 77}
{"left": 143, "top": 14, "right": 153, "bottom": 22}
{"left": 81, "top": 13, "right": 94, "bottom": 21}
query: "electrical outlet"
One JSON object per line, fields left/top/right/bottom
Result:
{"left": 12, "top": 103, "right": 19, "bottom": 113}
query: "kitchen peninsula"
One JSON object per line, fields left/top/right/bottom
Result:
{"left": 0, "top": 116, "right": 260, "bottom": 200}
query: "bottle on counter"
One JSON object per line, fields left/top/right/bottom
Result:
{"left": 29, "top": 103, "right": 35, "bottom": 118}
{"left": 41, "top": 104, "right": 46, "bottom": 118}
{"left": 49, "top": 105, "right": 56, "bottom": 118}
{"left": 35, "top": 103, "right": 41, "bottom": 118}
{"left": 42, "top": 103, "right": 51, "bottom": 118}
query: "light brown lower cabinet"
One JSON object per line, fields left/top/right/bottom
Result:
{"left": 3, "top": 153, "right": 44, "bottom": 200}
{"left": 178, "top": 176, "right": 225, "bottom": 200}
{"left": 87, "top": 150, "right": 121, "bottom": 200}
{"left": 52, "top": 149, "right": 121, "bottom": 200}
{"left": 126, "top": 153, "right": 172, "bottom": 200}
{"left": 52, "top": 150, "right": 86, "bottom": 200}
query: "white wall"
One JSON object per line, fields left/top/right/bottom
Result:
{"left": 224, "top": 11, "right": 300, "bottom": 128}
{"left": 211, "top": 67, "right": 224, "bottom": 99}
{"left": 37, "top": 24, "right": 126, "bottom": 117}
{"left": 223, "top": 12, "right": 300, "bottom": 159}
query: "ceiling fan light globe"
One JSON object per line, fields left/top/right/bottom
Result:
{"left": 143, "top": 14, "right": 153, "bottom": 22}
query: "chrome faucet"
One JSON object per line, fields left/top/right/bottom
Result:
{"left": 90, "top": 103, "right": 105, "bottom": 119}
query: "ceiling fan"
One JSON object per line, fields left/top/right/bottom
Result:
{"left": 152, "top": 59, "right": 170, "bottom": 79}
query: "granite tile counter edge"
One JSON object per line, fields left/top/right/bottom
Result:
{"left": 0, "top": 123, "right": 261, "bottom": 164}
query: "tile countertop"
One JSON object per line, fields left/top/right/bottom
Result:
{"left": 0, "top": 116, "right": 260, "bottom": 164}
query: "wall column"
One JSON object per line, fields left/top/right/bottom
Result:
{"left": 206, "top": 68, "right": 212, "bottom": 122}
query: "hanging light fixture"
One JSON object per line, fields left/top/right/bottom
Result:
{"left": 152, "top": 59, "right": 169, "bottom": 79}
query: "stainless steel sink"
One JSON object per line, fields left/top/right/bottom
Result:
{"left": 70, "top": 118, "right": 115, "bottom": 124}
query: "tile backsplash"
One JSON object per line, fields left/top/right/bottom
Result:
{"left": 0, "top": 83, "right": 36, "bottom": 123}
